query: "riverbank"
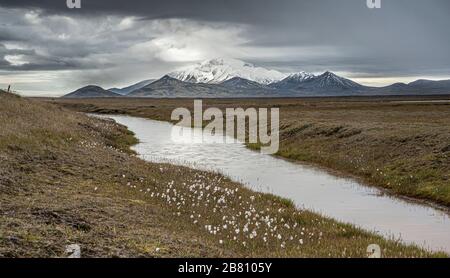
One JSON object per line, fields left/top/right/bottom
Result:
{"left": 50, "top": 97, "right": 450, "bottom": 208}
{"left": 1, "top": 92, "right": 442, "bottom": 257}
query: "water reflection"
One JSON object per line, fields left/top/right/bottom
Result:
{"left": 106, "top": 115, "right": 450, "bottom": 253}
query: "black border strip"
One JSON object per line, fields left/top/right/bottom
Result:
{"left": 1, "top": 259, "right": 449, "bottom": 276}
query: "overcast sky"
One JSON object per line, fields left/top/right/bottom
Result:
{"left": 0, "top": 0, "right": 449, "bottom": 96}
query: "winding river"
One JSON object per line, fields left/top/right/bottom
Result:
{"left": 105, "top": 115, "right": 450, "bottom": 253}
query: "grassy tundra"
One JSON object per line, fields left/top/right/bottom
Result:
{"left": 52, "top": 97, "right": 450, "bottom": 207}
{"left": 0, "top": 91, "right": 443, "bottom": 257}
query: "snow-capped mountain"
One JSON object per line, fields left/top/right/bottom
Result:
{"left": 127, "top": 75, "right": 278, "bottom": 98}
{"left": 284, "top": 72, "right": 316, "bottom": 82}
{"left": 270, "top": 71, "right": 316, "bottom": 90}
{"left": 168, "top": 58, "right": 288, "bottom": 85}
{"left": 64, "top": 58, "right": 450, "bottom": 98}
{"left": 299, "top": 71, "right": 365, "bottom": 91}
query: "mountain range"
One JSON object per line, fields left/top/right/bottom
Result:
{"left": 108, "top": 79, "right": 156, "bottom": 95}
{"left": 63, "top": 58, "right": 450, "bottom": 98}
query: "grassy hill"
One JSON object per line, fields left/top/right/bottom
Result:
{"left": 0, "top": 91, "right": 442, "bottom": 257}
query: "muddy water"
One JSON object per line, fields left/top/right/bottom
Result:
{"left": 106, "top": 115, "right": 450, "bottom": 253}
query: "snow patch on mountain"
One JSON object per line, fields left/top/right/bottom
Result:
{"left": 282, "top": 71, "right": 316, "bottom": 82}
{"left": 168, "top": 58, "right": 288, "bottom": 85}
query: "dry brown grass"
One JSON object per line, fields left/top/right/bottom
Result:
{"left": 1, "top": 92, "right": 444, "bottom": 257}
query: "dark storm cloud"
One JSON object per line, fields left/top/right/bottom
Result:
{"left": 0, "top": 0, "right": 449, "bottom": 95}
{"left": 0, "top": 0, "right": 290, "bottom": 22}
{"left": 1, "top": 0, "right": 449, "bottom": 74}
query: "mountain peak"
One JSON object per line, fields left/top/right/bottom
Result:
{"left": 63, "top": 85, "right": 120, "bottom": 98}
{"left": 160, "top": 74, "right": 177, "bottom": 81}
{"left": 168, "top": 58, "right": 287, "bottom": 85}
{"left": 82, "top": 85, "right": 104, "bottom": 90}
{"left": 221, "top": 76, "right": 270, "bottom": 90}
{"left": 309, "top": 71, "right": 363, "bottom": 90}
{"left": 284, "top": 71, "right": 315, "bottom": 82}
{"left": 322, "top": 71, "right": 337, "bottom": 77}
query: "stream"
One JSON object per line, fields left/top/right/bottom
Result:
{"left": 104, "top": 115, "right": 450, "bottom": 253}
